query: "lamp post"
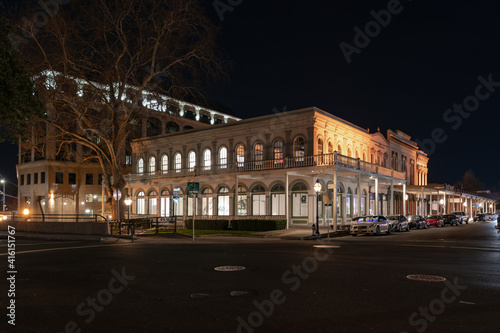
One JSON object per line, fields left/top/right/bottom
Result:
{"left": 125, "top": 195, "right": 132, "bottom": 222}
{"left": 314, "top": 179, "right": 322, "bottom": 235}
{"left": 439, "top": 198, "right": 444, "bottom": 215}
{"left": 1, "top": 179, "right": 5, "bottom": 212}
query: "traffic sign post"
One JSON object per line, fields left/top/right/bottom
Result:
{"left": 188, "top": 183, "right": 199, "bottom": 242}
{"left": 113, "top": 189, "right": 122, "bottom": 222}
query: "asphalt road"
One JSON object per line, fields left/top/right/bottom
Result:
{"left": 1, "top": 221, "right": 499, "bottom": 333}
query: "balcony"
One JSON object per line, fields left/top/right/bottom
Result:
{"left": 130, "top": 153, "right": 406, "bottom": 181}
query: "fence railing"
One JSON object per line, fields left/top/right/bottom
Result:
{"left": 10, "top": 214, "right": 108, "bottom": 223}
{"left": 131, "top": 153, "right": 407, "bottom": 181}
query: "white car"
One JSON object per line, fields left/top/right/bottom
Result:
{"left": 386, "top": 215, "right": 410, "bottom": 232}
{"left": 350, "top": 216, "right": 392, "bottom": 236}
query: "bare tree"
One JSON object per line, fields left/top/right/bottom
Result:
{"left": 454, "top": 170, "right": 485, "bottom": 193}
{"left": 14, "top": 0, "right": 225, "bottom": 218}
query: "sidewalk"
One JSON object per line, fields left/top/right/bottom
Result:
{"left": 0, "top": 231, "right": 136, "bottom": 242}
{"left": 0, "top": 228, "right": 348, "bottom": 242}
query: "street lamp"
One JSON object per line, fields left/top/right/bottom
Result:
{"left": 314, "top": 179, "right": 322, "bottom": 235}
{"left": 124, "top": 195, "right": 132, "bottom": 222}
{"left": 1, "top": 179, "right": 5, "bottom": 212}
{"left": 439, "top": 199, "right": 444, "bottom": 214}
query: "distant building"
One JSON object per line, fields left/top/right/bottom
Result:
{"left": 16, "top": 71, "right": 240, "bottom": 218}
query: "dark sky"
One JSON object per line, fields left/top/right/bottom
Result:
{"left": 2, "top": 0, "right": 500, "bottom": 189}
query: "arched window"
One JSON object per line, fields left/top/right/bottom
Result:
{"left": 172, "top": 187, "right": 183, "bottom": 216}
{"left": 146, "top": 117, "right": 161, "bottom": 137}
{"left": 355, "top": 150, "right": 359, "bottom": 159}
{"left": 317, "top": 138, "right": 323, "bottom": 155}
{"left": 203, "top": 149, "right": 211, "bottom": 170}
{"left": 188, "top": 151, "right": 196, "bottom": 171}
{"left": 166, "top": 121, "right": 179, "bottom": 133}
{"left": 328, "top": 141, "right": 333, "bottom": 154}
{"left": 293, "top": 137, "right": 305, "bottom": 161}
{"left": 236, "top": 144, "right": 245, "bottom": 167}
{"left": 202, "top": 188, "right": 213, "bottom": 216}
{"left": 219, "top": 147, "right": 227, "bottom": 168}
{"left": 237, "top": 186, "right": 247, "bottom": 216}
{"left": 136, "top": 191, "right": 145, "bottom": 214}
{"left": 149, "top": 156, "right": 156, "bottom": 174}
{"left": 252, "top": 185, "right": 266, "bottom": 216}
{"left": 254, "top": 142, "right": 264, "bottom": 162}
{"left": 161, "top": 155, "right": 168, "bottom": 174}
{"left": 137, "top": 158, "right": 144, "bottom": 175}
{"left": 218, "top": 187, "right": 230, "bottom": 216}
{"left": 363, "top": 152, "right": 367, "bottom": 162}
{"left": 174, "top": 153, "right": 182, "bottom": 172}
{"left": 291, "top": 183, "right": 308, "bottom": 217}
{"left": 271, "top": 184, "right": 285, "bottom": 216}
{"left": 160, "top": 189, "right": 169, "bottom": 217}
{"left": 148, "top": 190, "right": 158, "bottom": 215}
{"left": 337, "top": 144, "right": 342, "bottom": 155}
{"left": 273, "top": 140, "right": 283, "bottom": 163}
{"left": 347, "top": 147, "right": 352, "bottom": 158}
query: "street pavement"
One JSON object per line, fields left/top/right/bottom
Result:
{"left": 0, "top": 221, "right": 499, "bottom": 333}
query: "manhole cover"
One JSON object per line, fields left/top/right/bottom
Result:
{"left": 190, "top": 293, "right": 209, "bottom": 299}
{"left": 214, "top": 266, "right": 246, "bottom": 272}
{"left": 313, "top": 245, "right": 340, "bottom": 248}
{"left": 230, "top": 290, "right": 251, "bottom": 297}
{"left": 406, "top": 274, "right": 446, "bottom": 282}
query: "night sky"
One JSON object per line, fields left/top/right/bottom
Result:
{"left": 1, "top": 0, "right": 500, "bottom": 189}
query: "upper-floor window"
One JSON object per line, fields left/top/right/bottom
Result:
{"left": 254, "top": 142, "right": 264, "bottom": 162}
{"left": 236, "top": 144, "right": 245, "bottom": 167}
{"left": 317, "top": 138, "right": 323, "bottom": 155}
{"left": 174, "top": 153, "right": 182, "bottom": 172}
{"left": 203, "top": 149, "right": 211, "bottom": 170}
{"left": 161, "top": 155, "right": 168, "bottom": 174}
{"left": 293, "top": 137, "right": 305, "bottom": 160}
{"left": 149, "top": 156, "right": 156, "bottom": 174}
{"left": 273, "top": 140, "right": 283, "bottom": 162}
{"left": 137, "top": 158, "right": 144, "bottom": 175}
{"left": 188, "top": 151, "right": 196, "bottom": 171}
{"left": 219, "top": 147, "right": 227, "bottom": 168}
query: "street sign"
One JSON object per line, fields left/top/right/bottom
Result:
{"left": 173, "top": 187, "right": 180, "bottom": 196}
{"left": 188, "top": 182, "right": 199, "bottom": 193}
{"left": 328, "top": 184, "right": 335, "bottom": 190}
{"left": 113, "top": 189, "right": 122, "bottom": 201}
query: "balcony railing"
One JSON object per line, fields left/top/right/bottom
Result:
{"left": 131, "top": 153, "right": 406, "bottom": 181}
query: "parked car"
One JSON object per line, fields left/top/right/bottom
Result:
{"left": 408, "top": 215, "right": 427, "bottom": 229}
{"left": 451, "top": 211, "right": 469, "bottom": 224}
{"left": 474, "top": 213, "right": 487, "bottom": 222}
{"left": 486, "top": 212, "right": 498, "bottom": 221}
{"left": 426, "top": 215, "right": 444, "bottom": 227}
{"left": 386, "top": 215, "right": 410, "bottom": 232}
{"left": 442, "top": 214, "right": 459, "bottom": 226}
{"left": 350, "top": 216, "right": 392, "bottom": 236}
{"left": 496, "top": 215, "right": 500, "bottom": 231}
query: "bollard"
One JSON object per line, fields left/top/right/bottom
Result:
{"left": 312, "top": 224, "right": 316, "bottom": 236}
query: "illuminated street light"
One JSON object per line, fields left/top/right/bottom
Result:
{"left": 23, "top": 208, "right": 30, "bottom": 216}
{"left": 314, "top": 180, "right": 322, "bottom": 235}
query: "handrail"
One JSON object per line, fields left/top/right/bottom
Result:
{"left": 130, "top": 152, "right": 407, "bottom": 181}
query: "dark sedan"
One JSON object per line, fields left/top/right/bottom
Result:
{"left": 408, "top": 215, "right": 428, "bottom": 229}
{"left": 442, "top": 214, "right": 459, "bottom": 226}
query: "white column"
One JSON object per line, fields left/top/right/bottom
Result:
{"left": 374, "top": 177, "right": 379, "bottom": 215}
{"left": 443, "top": 192, "right": 447, "bottom": 214}
{"left": 403, "top": 183, "right": 406, "bottom": 216}
{"left": 390, "top": 180, "right": 394, "bottom": 215}
{"left": 285, "top": 173, "right": 289, "bottom": 229}
{"left": 357, "top": 174, "right": 361, "bottom": 217}
{"left": 235, "top": 176, "right": 239, "bottom": 221}
{"left": 333, "top": 168, "right": 338, "bottom": 232}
